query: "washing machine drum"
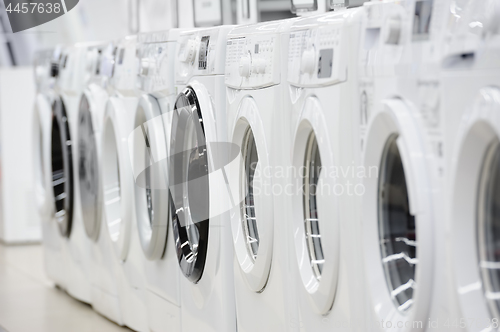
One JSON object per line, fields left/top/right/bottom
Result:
{"left": 78, "top": 95, "right": 101, "bottom": 241}
{"left": 170, "top": 87, "right": 209, "bottom": 283}
{"left": 51, "top": 97, "right": 74, "bottom": 238}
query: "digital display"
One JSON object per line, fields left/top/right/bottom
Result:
{"left": 413, "top": 0, "right": 433, "bottom": 41}
{"left": 198, "top": 36, "right": 210, "bottom": 70}
{"left": 317, "top": 49, "right": 333, "bottom": 79}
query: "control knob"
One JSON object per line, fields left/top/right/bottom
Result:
{"left": 239, "top": 54, "right": 252, "bottom": 77}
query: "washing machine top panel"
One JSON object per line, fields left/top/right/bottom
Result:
{"left": 225, "top": 30, "right": 281, "bottom": 89}
{"left": 137, "top": 38, "right": 176, "bottom": 96}
{"left": 175, "top": 26, "right": 234, "bottom": 83}
{"left": 169, "top": 86, "right": 210, "bottom": 283}
{"left": 51, "top": 97, "right": 74, "bottom": 238}
{"left": 287, "top": 19, "right": 348, "bottom": 87}
{"left": 78, "top": 94, "right": 101, "bottom": 241}
{"left": 111, "top": 36, "right": 138, "bottom": 93}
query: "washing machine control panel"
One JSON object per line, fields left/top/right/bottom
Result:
{"left": 288, "top": 26, "right": 346, "bottom": 87}
{"left": 138, "top": 41, "right": 175, "bottom": 96}
{"left": 225, "top": 35, "right": 280, "bottom": 89}
{"left": 111, "top": 37, "right": 139, "bottom": 92}
{"left": 175, "top": 29, "right": 224, "bottom": 83}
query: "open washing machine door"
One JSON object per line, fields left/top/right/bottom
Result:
{"left": 78, "top": 93, "right": 103, "bottom": 241}
{"left": 361, "top": 98, "right": 434, "bottom": 329}
{"left": 229, "top": 97, "right": 273, "bottom": 292}
{"left": 450, "top": 87, "right": 500, "bottom": 329}
{"left": 51, "top": 97, "right": 74, "bottom": 238}
{"left": 133, "top": 95, "right": 170, "bottom": 260}
{"left": 291, "top": 97, "right": 340, "bottom": 315}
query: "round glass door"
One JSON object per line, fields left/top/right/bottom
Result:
{"left": 78, "top": 95, "right": 101, "bottom": 240}
{"left": 170, "top": 87, "right": 209, "bottom": 283}
{"left": 240, "top": 127, "right": 260, "bottom": 262}
{"left": 378, "top": 134, "right": 417, "bottom": 313}
{"left": 51, "top": 97, "right": 74, "bottom": 237}
{"left": 303, "top": 132, "right": 325, "bottom": 281}
{"left": 478, "top": 139, "right": 500, "bottom": 319}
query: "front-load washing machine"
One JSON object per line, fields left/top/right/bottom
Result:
{"left": 35, "top": 49, "right": 65, "bottom": 288}
{"left": 101, "top": 35, "right": 149, "bottom": 332}
{"left": 77, "top": 42, "right": 125, "bottom": 324}
{"left": 441, "top": 1, "right": 500, "bottom": 330}
{"left": 131, "top": 29, "right": 182, "bottom": 332}
{"left": 356, "top": 0, "right": 455, "bottom": 330}
{"left": 224, "top": 19, "right": 298, "bottom": 331}
{"left": 285, "top": 7, "right": 367, "bottom": 331}
{"left": 170, "top": 25, "right": 236, "bottom": 332}
{"left": 51, "top": 43, "right": 95, "bottom": 304}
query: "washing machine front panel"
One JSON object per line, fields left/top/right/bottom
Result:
{"left": 51, "top": 97, "right": 74, "bottom": 238}
{"left": 78, "top": 94, "right": 101, "bottom": 241}
{"left": 170, "top": 86, "right": 209, "bottom": 283}
{"left": 229, "top": 97, "right": 274, "bottom": 292}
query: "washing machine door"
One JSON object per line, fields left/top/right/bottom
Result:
{"left": 170, "top": 86, "right": 210, "bottom": 283}
{"left": 362, "top": 98, "right": 434, "bottom": 326}
{"left": 451, "top": 87, "right": 500, "bottom": 328}
{"left": 51, "top": 97, "right": 74, "bottom": 238}
{"left": 78, "top": 94, "right": 101, "bottom": 241}
{"left": 290, "top": 97, "right": 340, "bottom": 315}
{"left": 134, "top": 94, "right": 170, "bottom": 260}
{"left": 229, "top": 97, "right": 274, "bottom": 292}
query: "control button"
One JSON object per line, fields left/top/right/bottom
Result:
{"left": 181, "top": 39, "right": 197, "bottom": 63}
{"left": 253, "top": 58, "right": 266, "bottom": 74}
{"left": 300, "top": 48, "right": 315, "bottom": 75}
{"left": 239, "top": 54, "right": 252, "bottom": 77}
{"left": 385, "top": 14, "right": 402, "bottom": 45}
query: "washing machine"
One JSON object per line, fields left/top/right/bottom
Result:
{"left": 77, "top": 42, "right": 126, "bottom": 324}
{"left": 170, "top": 25, "right": 236, "bottom": 332}
{"left": 51, "top": 43, "right": 95, "bottom": 304}
{"left": 284, "top": 6, "right": 367, "bottom": 331}
{"left": 131, "top": 29, "right": 182, "bottom": 332}
{"left": 441, "top": 1, "right": 500, "bottom": 330}
{"left": 224, "top": 19, "right": 300, "bottom": 331}
{"left": 35, "top": 49, "right": 66, "bottom": 287}
{"left": 356, "top": 0, "right": 456, "bottom": 330}
{"left": 101, "top": 35, "right": 149, "bottom": 332}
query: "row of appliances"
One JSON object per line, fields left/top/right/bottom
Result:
{"left": 32, "top": 0, "right": 500, "bottom": 331}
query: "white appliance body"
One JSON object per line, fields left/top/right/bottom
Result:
{"left": 224, "top": 20, "right": 298, "bottom": 331}
{"left": 77, "top": 43, "right": 125, "bottom": 324}
{"left": 284, "top": 9, "right": 365, "bottom": 331}
{"left": 101, "top": 35, "right": 149, "bottom": 332}
{"left": 356, "top": 1, "right": 456, "bottom": 330}
{"left": 441, "top": 1, "right": 500, "bottom": 331}
{"left": 51, "top": 44, "right": 94, "bottom": 304}
{"left": 132, "top": 29, "right": 181, "bottom": 332}
{"left": 171, "top": 26, "right": 236, "bottom": 332}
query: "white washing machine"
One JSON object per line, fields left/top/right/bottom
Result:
{"left": 101, "top": 35, "right": 149, "bottom": 332}
{"left": 441, "top": 1, "right": 500, "bottom": 330}
{"left": 36, "top": 49, "right": 66, "bottom": 288}
{"left": 77, "top": 42, "right": 125, "bottom": 324}
{"left": 224, "top": 19, "right": 298, "bottom": 331}
{"left": 285, "top": 7, "right": 366, "bottom": 331}
{"left": 51, "top": 43, "right": 94, "bottom": 304}
{"left": 131, "top": 29, "right": 182, "bottom": 332}
{"left": 356, "top": 0, "right": 455, "bottom": 330}
{"left": 170, "top": 25, "right": 236, "bottom": 332}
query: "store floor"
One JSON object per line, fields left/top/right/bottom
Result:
{"left": 0, "top": 243, "right": 131, "bottom": 332}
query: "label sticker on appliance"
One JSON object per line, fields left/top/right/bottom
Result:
{"left": 198, "top": 36, "right": 210, "bottom": 70}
